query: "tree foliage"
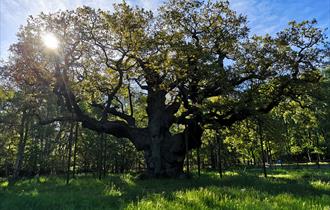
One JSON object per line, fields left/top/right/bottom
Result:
{"left": 1, "top": 0, "right": 328, "bottom": 177}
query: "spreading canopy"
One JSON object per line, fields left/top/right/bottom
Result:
{"left": 3, "top": 0, "right": 328, "bottom": 177}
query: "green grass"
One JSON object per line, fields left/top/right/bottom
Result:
{"left": 0, "top": 168, "right": 330, "bottom": 210}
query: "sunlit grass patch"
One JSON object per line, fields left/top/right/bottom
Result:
{"left": 120, "top": 173, "right": 136, "bottom": 187}
{"left": 17, "top": 188, "right": 39, "bottom": 197}
{"left": 269, "top": 193, "right": 330, "bottom": 210}
{"left": 127, "top": 186, "right": 271, "bottom": 210}
{"left": 38, "top": 177, "right": 47, "bottom": 183}
{"left": 104, "top": 183, "right": 123, "bottom": 197}
{"left": 126, "top": 194, "right": 173, "bottom": 210}
{"left": 265, "top": 174, "right": 294, "bottom": 179}
{"left": 30, "top": 188, "right": 39, "bottom": 197}
{"left": 1, "top": 168, "right": 330, "bottom": 210}
{"left": 0, "top": 180, "right": 8, "bottom": 188}
{"left": 310, "top": 180, "right": 330, "bottom": 191}
{"left": 224, "top": 171, "right": 239, "bottom": 176}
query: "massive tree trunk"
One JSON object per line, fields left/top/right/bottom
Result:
{"left": 140, "top": 90, "right": 203, "bottom": 177}
{"left": 140, "top": 125, "right": 202, "bottom": 177}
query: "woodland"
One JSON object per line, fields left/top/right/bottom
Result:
{"left": 0, "top": 1, "right": 329, "bottom": 209}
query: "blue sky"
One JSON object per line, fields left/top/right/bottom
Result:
{"left": 0, "top": 0, "right": 329, "bottom": 60}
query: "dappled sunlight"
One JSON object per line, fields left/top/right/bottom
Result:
{"left": 30, "top": 188, "right": 39, "bottom": 197}
{"left": 174, "top": 187, "right": 221, "bottom": 208}
{"left": 126, "top": 194, "right": 171, "bottom": 210}
{"left": 199, "top": 170, "right": 239, "bottom": 179}
{"left": 0, "top": 180, "right": 9, "bottom": 188}
{"left": 38, "top": 177, "right": 47, "bottom": 183}
{"left": 224, "top": 171, "right": 240, "bottom": 176}
{"left": 18, "top": 188, "right": 39, "bottom": 197}
{"left": 1, "top": 169, "right": 330, "bottom": 210}
{"left": 310, "top": 180, "right": 330, "bottom": 191}
{"left": 120, "top": 174, "right": 136, "bottom": 187}
{"left": 124, "top": 169, "right": 330, "bottom": 209}
{"left": 126, "top": 181, "right": 330, "bottom": 210}
{"left": 263, "top": 174, "right": 294, "bottom": 179}
{"left": 104, "top": 183, "right": 123, "bottom": 197}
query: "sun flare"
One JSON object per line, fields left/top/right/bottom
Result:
{"left": 42, "top": 32, "right": 59, "bottom": 49}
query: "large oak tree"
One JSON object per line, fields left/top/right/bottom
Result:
{"left": 4, "top": 0, "right": 328, "bottom": 177}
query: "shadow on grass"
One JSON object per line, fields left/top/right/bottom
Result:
{"left": 1, "top": 169, "right": 329, "bottom": 210}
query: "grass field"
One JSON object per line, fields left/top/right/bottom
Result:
{"left": 0, "top": 168, "right": 329, "bottom": 210}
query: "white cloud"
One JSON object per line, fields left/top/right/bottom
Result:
{"left": 229, "top": 0, "right": 329, "bottom": 37}
{"left": 229, "top": 0, "right": 285, "bottom": 36}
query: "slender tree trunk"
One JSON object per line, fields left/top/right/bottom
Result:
{"left": 44, "top": 133, "right": 52, "bottom": 174}
{"left": 97, "top": 133, "right": 103, "bottom": 179}
{"left": 121, "top": 141, "right": 126, "bottom": 174}
{"left": 52, "top": 128, "right": 63, "bottom": 175}
{"left": 103, "top": 134, "right": 107, "bottom": 177}
{"left": 258, "top": 120, "right": 267, "bottom": 178}
{"left": 260, "top": 140, "right": 267, "bottom": 178}
{"left": 316, "top": 132, "right": 321, "bottom": 169}
{"left": 196, "top": 147, "right": 201, "bottom": 177}
{"left": 72, "top": 122, "right": 79, "bottom": 178}
{"left": 184, "top": 128, "right": 190, "bottom": 176}
{"left": 251, "top": 149, "right": 256, "bottom": 166}
{"left": 307, "top": 131, "right": 313, "bottom": 163}
{"left": 266, "top": 139, "right": 272, "bottom": 167}
{"left": 307, "top": 149, "right": 312, "bottom": 162}
{"left": 216, "top": 135, "right": 223, "bottom": 178}
{"left": 209, "top": 141, "right": 216, "bottom": 170}
{"left": 39, "top": 128, "right": 44, "bottom": 175}
{"left": 66, "top": 122, "right": 74, "bottom": 185}
{"left": 61, "top": 145, "right": 66, "bottom": 174}
{"left": 12, "top": 110, "right": 29, "bottom": 182}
